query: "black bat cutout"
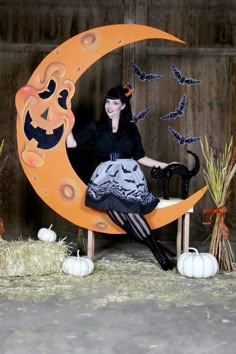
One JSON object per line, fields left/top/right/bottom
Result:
{"left": 171, "top": 64, "right": 201, "bottom": 86}
{"left": 160, "top": 94, "right": 187, "bottom": 120}
{"left": 130, "top": 107, "right": 152, "bottom": 124}
{"left": 136, "top": 183, "right": 145, "bottom": 188}
{"left": 131, "top": 60, "right": 162, "bottom": 81}
{"left": 109, "top": 170, "right": 119, "bottom": 178}
{"left": 124, "top": 179, "right": 136, "bottom": 183}
{"left": 105, "top": 164, "right": 113, "bottom": 173}
{"left": 168, "top": 126, "right": 201, "bottom": 145}
{"left": 122, "top": 165, "right": 131, "bottom": 173}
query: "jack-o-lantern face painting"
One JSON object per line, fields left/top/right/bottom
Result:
{"left": 16, "top": 63, "right": 75, "bottom": 168}
{"left": 15, "top": 24, "right": 207, "bottom": 233}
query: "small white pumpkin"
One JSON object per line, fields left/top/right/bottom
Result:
{"left": 177, "top": 247, "right": 219, "bottom": 278}
{"left": 37, "top": 224, "right": 57, "bottom": 242}
{"left": 62, "top": 250, "right": 94, "bottom": 277}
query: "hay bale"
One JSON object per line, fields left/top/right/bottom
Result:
{"left": 0, "top": 239, "right": 69, "bottom": 277}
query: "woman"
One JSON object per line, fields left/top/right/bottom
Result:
{"left": 67, "top": 85, "right": 175, "bottom": 270}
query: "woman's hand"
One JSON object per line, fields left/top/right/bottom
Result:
{"left": 138, "top": 156, "right": 180, "bottom": 169}
{"left": 66, "top": 132, "right": 77, "bottom": 148}
{"left": 138, "top": 156, "right": 168, "bottom": 168}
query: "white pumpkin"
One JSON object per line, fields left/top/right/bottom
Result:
{"left": 177, "top": 247, "right": 219, "bottom": 278}
{"left": 62, "top": 250, "right": 94, "bottom": 277}
{"left": 37, "top": 224, "right": 57, "bottom": 242}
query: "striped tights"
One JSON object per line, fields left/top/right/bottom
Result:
{"left": 107, "top": 210, "right": 173, "bottom": 271}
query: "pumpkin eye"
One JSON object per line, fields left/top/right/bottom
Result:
{"left": 58, "top": 89, "right": 68, "bottom": 109}
{"left": 38, "top": 79, "right": 56, "bottom": 99}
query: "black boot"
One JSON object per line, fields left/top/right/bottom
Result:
{"left": 145, "top": 234, "right": 173, "bottom": 271}
{"left": 123, "top": 222, "right": 173, "bottom": 271}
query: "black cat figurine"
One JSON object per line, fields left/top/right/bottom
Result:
{"left": 151, "top": 150, "right": 200, "bottom": 200}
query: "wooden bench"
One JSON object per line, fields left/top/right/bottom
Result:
{"left": 85, "top": 198, "right": 194, "bottom": 259}
{"left": 157, "top": 198, "right": 193, "bottom": 257}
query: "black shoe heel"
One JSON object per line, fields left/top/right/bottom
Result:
{"left": 145, "top": 236, "right": 173, "bottom": 271}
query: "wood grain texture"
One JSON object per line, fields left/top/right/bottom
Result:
{"left": 0, "top": 0, "right": 235, "bottom": 244}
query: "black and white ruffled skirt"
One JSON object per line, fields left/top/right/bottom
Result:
{"left": 85, "top": 159, "right": 159, "bottom": 214}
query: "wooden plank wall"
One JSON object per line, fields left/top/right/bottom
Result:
{"left": 0, "top": 0, "right": 236, "bottom": 247}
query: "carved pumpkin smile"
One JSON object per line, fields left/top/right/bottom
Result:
{"left": 24, "top": 111, "right": 64, "bottom": 149}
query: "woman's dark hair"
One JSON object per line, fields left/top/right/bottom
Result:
{"left": 101, "top": 85, "right": 133, "bottom": 131}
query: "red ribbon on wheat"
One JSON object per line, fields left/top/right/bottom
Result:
{"left": 202, "top": 206, "right": 229, "bottom": 240}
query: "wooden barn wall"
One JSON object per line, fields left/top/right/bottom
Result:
{"left": 0, "top": 0, "right": 236, "bottom": 248}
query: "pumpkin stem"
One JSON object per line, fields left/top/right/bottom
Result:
{"left": 49, "top": 224, "right": 53, "bottom": 230}
{"left": 188, "top": 247, "right": 199, "bottom": 254}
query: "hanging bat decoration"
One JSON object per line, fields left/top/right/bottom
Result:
{"left": 160, "top": 94, "right": 187, "bottom": 120}
{"left": 168, "top": 126, "right": 201, "bottom": 145}
{"left": 171, "top": 64, "right": 201, "bottom": 86}
{"left": 131, "top": 60, "right": 162, "bottom": 81}
{"left": 130, "top": 106, "right": 152, "bottom": 124}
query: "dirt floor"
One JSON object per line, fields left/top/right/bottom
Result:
{"left": 0, "top": 238, "right": 236, "bottom": 354}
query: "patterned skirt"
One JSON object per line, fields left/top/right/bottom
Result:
{"left": 85, "top": 159, "right": 159, "bottom": 214}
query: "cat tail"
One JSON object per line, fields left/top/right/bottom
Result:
{"left": 187, "top": 150, "right": 200, "bottom": 177}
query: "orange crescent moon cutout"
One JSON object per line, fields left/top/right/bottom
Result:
{"left": 15, "top": 24, "right": 207, "bottom": 234}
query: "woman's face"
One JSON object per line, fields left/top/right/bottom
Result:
{"left": 105, "top": 98, "right": 125, "bottom": 119}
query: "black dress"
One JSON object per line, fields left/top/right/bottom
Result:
{"left": 74, "top": 118, "right": 159, "bottom": 214}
